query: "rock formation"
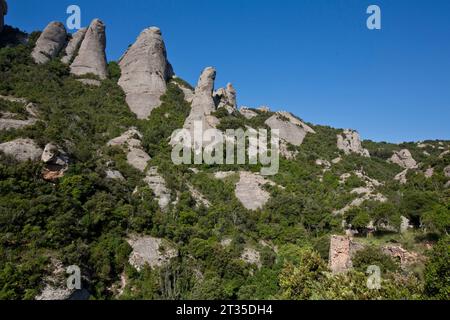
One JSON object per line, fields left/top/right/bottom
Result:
{"left": 61, "top": 28, "right": 87, "bottom": 64}
{"left": 444, "top": 165, "right": 450, "bottom": 178}
{"left": 105, "top": 169, "right": 125, "bottom": 181}
{"left": 241, "top": 248, "right": 261, "bottom": 268}
{"left": 239, "top": 107, "right": 258, "bottom": 119}
{"left": 41, "top": 143, "right": 69, "bottom": 181}
{"left": 264, "top": 112, "right": 315, "bottom": 147}
{"left": 337, "top": 129, "right": 370, "bottom": 157}
{"left": 143, "top": 167, "right": 171, "bottom": 211}
{"left": 0, "top": 0, "right": 7, "bottom": 33}
{"left": 381, "top": 245, "right": 422, "bottom": 270}
{"left": 70, "top": 19, "right": 108, "bottom": 79}
{"left": 32, "top": 22, "right": 67, "bottom": 64}
{"left": 424, "top": 167, "right": 434, "bottom": 178}
{"left": 107, "top": 128, "right": 151, "bottom": 172}
{"left": 235, "top": 171, "right": 274, "bottom": 210}
{"left": 214, "top": 83, "right": 237, "bottom": 113}
{"left": 0, "top": 138, "right": 42, "bottom": 162}
{"left": 0, "top": 112, "right": 36, "bottom": 131}
{"left": 394, "top": 169, "right": 409, "bottom": 184}
{"left": 182, "top": 67, "right": 220, "bottom": 144}
{"left": 118, "top": 27, "right": 173, "bottom": 119}
{"left": 388, "top": 149, "right": 417, "bottom": 169}
{"left": 127, "top": 236, "right": 177, "bottom": 271}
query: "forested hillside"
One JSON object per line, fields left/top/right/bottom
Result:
{"left": 0, "top": 24, "right": 448, "bottom": 300}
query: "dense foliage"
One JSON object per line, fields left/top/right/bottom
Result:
{"left": 0, "top": 33, "right": 449, "bottom": 300}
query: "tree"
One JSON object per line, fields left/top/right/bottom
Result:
{"left": 424, "top": 236, "right": 450, "bottom": 299}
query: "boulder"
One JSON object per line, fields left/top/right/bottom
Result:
{"left": 32, "top": 22, "right": 67, "bottom": 64}
{"left": 143, "top": 167, "right": 171, "bottom": 211}
{"left": 0, "top": 0, "right": 7, "bottom": 33}
{"left": 214, "top": 83, "right": 237, "bottom": 113}
{"left": 127, "top": 236, "right": 177, "bottom": 271}
{"left": 108, "top": 128, "right": 151, "bottom": 172}
{"left": 337, "top": 129, "right": 370, "bottom": 157}
{"left": 105, "top": 169, "right": 125, "bottom": 181}
{"left": 241, "top": 248, "right": 261, "bottom": 268}
{"left": 235, "top": 171, "right": 272, "bottom": 210}
{"left": 118, "top": 27, "right": 173, "bottom": 119}
{"left": 388, "top": 149, "right": 417, "bottom": 169}
{"left": 41, "top": 143, "right": 69, "bottom": 181}
{"left": 444, "top": 165, "right": 450, "bottom": 178}
{"left": 0, "top": 138, "right": 42, "bottom": 162}
{"left": 70, "top": 19, "right": 108, "bottom": 79}
{"left": 61, "top": 28, "right": 87, "bottom": 64}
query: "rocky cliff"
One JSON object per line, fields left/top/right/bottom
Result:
{"left": 70, "top": 19, "right": 108, "bottom": 79}
{"left": 118, "top": 27, "right": 173, "bottom": 119}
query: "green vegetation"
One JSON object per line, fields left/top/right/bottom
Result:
{"left": 0, "top": 34, "right": 448, "bottom": 300}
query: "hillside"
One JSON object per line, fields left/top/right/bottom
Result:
{"left": 0, "top": 12, "right": 449, "bottom": 300}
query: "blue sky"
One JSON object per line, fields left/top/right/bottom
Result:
{"left": 6, "top": 0, "right": 450, "bottom": 143}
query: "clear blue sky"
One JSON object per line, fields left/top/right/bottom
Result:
{"left": 6, "top": 0, "right": 450, "bottom": 143}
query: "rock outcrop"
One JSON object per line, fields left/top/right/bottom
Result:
{"left": 388, "top": 149, "right": 417, "bottom": 169}
{"left": 32, "top": 22, "right": 67, "bottom": 64}
{"left": 214, "top": 83, "right": 237, "bottom": 113}
{"left": 265, "top": 111, "right": 315, "bottom": 147}
{"left": 0, "top": 112, "right": 37, "bottom": 131}
{"left": 381, "top": 245, "right": 422, "bottom": 270}
{"left": 235, "top": 171, "right": 274, "bottom": 210}
{"left": 105, "top": 169, "right": 125, "bottom": 181}
{"left": 337, "top": 129, "right": 370, "bottom": 157}
{"left": 241, "top": 248, "right": 261, "bottom": 268}
{"left": 394, "top": 169, "right": 408, "bottom": 184}
{"left": 61, "top": 28, "right": 87, "bottom": 64}
{"left": 0, "top": 138, "right": 42, "bottom": 162}
{"left": 108, "top": 128, "right": 151, "bottom": 172}
{"left": 182, "top": 67, "right": 220, "bottom": 142}
{"left": 70, "top": 19, "right": 108, "bottom": 79}
{"left": 127, "top": 236, "right": 177, "bottom": 271}
{"left": 118, "top": 27, "right": 173, "bottom": 119}
{"left": 41, "top": 143, "right": 69, "bottom": 181}
{"left": 0, "top": 0, "right": 7, "bottom": 33}
{"left": 143, "top": 167, "right": 171, "bottom": 211}
{"left": 239, "top": 107, "right": 258, "bottom": 119}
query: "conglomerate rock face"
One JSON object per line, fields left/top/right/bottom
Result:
{"left": 0, "top": 138, "right": 43, "bottom": 162}
{"left": 181, "top": 67, "right": 220, "bottom": 147}
{"left": 337, "top": 129, "right": 370, "bottom": 157}
{"left": 31, "top": 22, "right": 67, "bottom": 64}
{"left": 70, "top": 19, "right": 108, "bottom": 79}
{"left": 328, "top": 235, "right": 364, "bottom": 274}
{"left": 265, "top": 111, "right": 315, "bottom": 147}
{"left": 118, "top": 27, "right": 173, "bottom": 119}
{"left": 235, "top": 171, "right": 272, "bottom": 210}
{"left": 61, "top": 28, "right": 87, "bottom": 64}
{"left": 388, "top": 149, "right": 418, "bottom": 169}
{"left": 127, "top": 236, "right": 177, "bottom": 271}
